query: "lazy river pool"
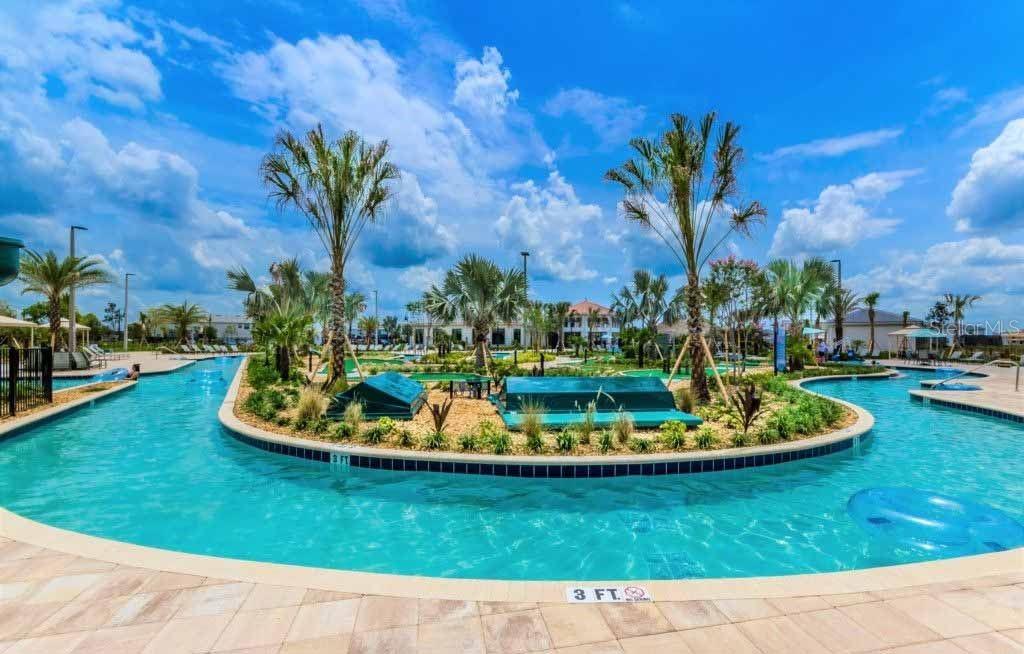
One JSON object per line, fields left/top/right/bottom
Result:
{"left": 0, "top": 358, "right": 1020, "bottom": 580}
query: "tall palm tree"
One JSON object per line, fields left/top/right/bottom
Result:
{"left": 943, "top": 293, "right": 982, "bottom": 349}
{"left": 605, "top": 112, "right": 765, "bottom": 403}
{"left": 151, "top": 301, "right": 207, "bottom": 345}
{"left": 901, "top": 310, "right": 910, "bottom": 328}
{"left": 585, "top": 306, "right": 603, "bottom": 348}
{"left": 522, "top": 301, "right": 547, "bottom": 351}
{"left": 547, "top": 301, "right": 571, "bottom": 352}
{"left": 422, "top": 254, "right": 526, "bottom": 368}
{"left": 827, "top": 288, "right": 862, "bottom": 346}
{"left": 262, "top": 125, "right": 399, "bottom": 386}
{"left": 863, "top": 292, "right": 881, "bottom": 355}
{"left": 18, "top": 250, "right": 113, "bottom": 347}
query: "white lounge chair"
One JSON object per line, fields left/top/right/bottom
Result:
{"left": 967, "top": 351, "right": 985, "bottom": 362}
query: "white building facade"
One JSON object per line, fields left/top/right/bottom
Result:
{"left": 208, "top": 314, "right": 253, "bottom": 344}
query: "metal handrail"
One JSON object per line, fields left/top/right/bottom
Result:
{"left": 931, "top": 358, "right": 1021, "bottom": 390}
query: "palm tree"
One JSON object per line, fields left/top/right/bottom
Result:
{"left": 18, "top": 250, "right": 113, "bottom": 347}
{"left": 827, "top": 288, "right": 862, "bottom": 347}
{"left": 252, "top": 298, "right": 313, "bottom": 379}
{"left": 522, "top": 301, "right": 547, "bottom": 351}
{"left": 357, "top": 315, "right": 379, "bottom": 346}
{"left": 901, "top": 310, "right": 910, "bottom": 328}
{"left": 422, "top": 254, "right": 526, "bottom": 368}
{"left": 381, "top": 315, "right": 399, "bottom": 342}
{"left": 585, "top": 306, "right": 603, "bottom": 348}
{"left": 943, "top": 293, "right": 982, "bottom": 349}
{"left": 262, "top": 125, "right": 399, "bottom": 386}
{"left": 863, "top": 292, "right": 881, "bottom": 355}
{"left": 605, "top": 112, "right": 765, "bottom": 403}
{"left": 547, "top": 301, "right": 571, "bottom": 352}
{"left": 151, "top": 301, "right": 207, "bottom": 345}
{"left": 343, "top": 292, "right": 366, "bottom": 343}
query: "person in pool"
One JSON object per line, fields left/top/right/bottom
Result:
{"left": 126, "top": 364, "right": 140, "bottom": 381}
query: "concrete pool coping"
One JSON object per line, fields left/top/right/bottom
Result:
{"left": 221, "top": 359, "right": 884, "bottom": 471}
{"left": 1, "top": 507, "right": 1020, "bottom": 603}
{"left": 0, "top": 360, "right": 1020, "bottom": 604}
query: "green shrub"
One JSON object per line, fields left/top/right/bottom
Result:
{"left": 757, "top": 427, "right": 778, "bottom": 445}
{"left": 458, "top": 432, "right": 479, "bottom": 451}
{"left": 694, "top": 426, "right": 717, "bottom": 449}
{"left": 629, "top": 437, "right": 653, "bottom": 453}
{"left": 520, "top": 401, "right": 545, "bottom": 450}
{"left": 395, "top": 427, "right": 415, "bottom": 447}
{"left": 731, "top": 431, "right": 749, "bottom": 447}
{"left": 660, "top": 421, "right": 687, "bottom": 449}
{"left": 377, "top": 417, "right": 397, "bottom": 434}
{"left": 555, "top": 428, "right": 577, "bottom": 453}
{"left": 476, "top": 420, "right": 501, "bottom": 441}
{"left": 490, "top": 430, "right": 512, "bottom": 455}
{"left": 294, "top": 389, "right": 326, "bottom": 430}
{"left": 331, "top": 421, "right": 356, "bottom": 441}
{"left": 597, "top": 430, "right": 614, "bottom": 453}
{"left": 343, "top": 401, "right": 364, "bottom": 432}
{"left": 674, "top": 387, "right": 695, "bottom": 414}
{"left": 361, "top": 423, "right": 389, "bottom": 444}
{"left": 247, "top": 358, "right": 278, "bottom": 390}
{"left": 423, "top": 431, "right": 447, "bottom": 450}
{"left": 612, "top": 411, "right": 634, "bottom": 444}
{"left": 525, "top": 429, "right": 544, "bottom": 453}
{"left": 578, "top": 401, "right": 597, "bottom": 445}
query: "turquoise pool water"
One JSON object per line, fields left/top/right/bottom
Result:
{"left": 0, "top": 359, "right": 1020, "bottom": 580}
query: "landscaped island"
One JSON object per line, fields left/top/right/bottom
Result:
{"left": 234, "top": 353, "right": 875, "bottom": 457}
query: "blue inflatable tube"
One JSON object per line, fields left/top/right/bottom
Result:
{"left": 91, "top": 368, "right": 130, "bottom": 381}
{"left": 848, "top": 487, "right": 1024, "bottom": 556}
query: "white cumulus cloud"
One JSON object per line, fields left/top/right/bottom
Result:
{"left": 770, "top": 169, "right": 921, "bottom": 257}
{"left": 947, "top": 118, "right": 1024, "bottom": 233}
{"left": 452, "top": 46, "right": 519, "bottom": 118}
{"left": 496, "top": 171, "right": 601, "bottom": 281}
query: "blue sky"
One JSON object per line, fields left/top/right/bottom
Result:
{"left": 1, "top": 0, "right": 1022, "bottom": 328}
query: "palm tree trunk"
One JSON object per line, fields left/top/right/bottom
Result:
{"left": 328, "top": 260, "right": 347, "bottom": 388}
{"left": 474, "top": 329, "right": 486, "bottom": 369}
{"left": 48, "top": 301, "right": 60, "bottom": 348}
{"left": 687, "top": 273, "right": 710, "bottom": 403}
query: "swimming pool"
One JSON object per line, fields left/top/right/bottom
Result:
{"left": 0, "top": 359, "right": 1020, "bottom": 580}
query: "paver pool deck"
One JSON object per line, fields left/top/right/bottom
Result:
{"left": 0, "top": 359, "right": 1020, "bottom": 652}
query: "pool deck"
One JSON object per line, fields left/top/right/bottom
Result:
{"left": 0, "top": 359, "right": 1020, "bottom": 652}
{"left": 883, "top": 359, "right": 1024, "bottom": 419}
{"left": 52, "top": 351, "right": 240, "bottom": 379}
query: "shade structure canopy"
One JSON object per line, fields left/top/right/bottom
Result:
{"left": 58, "top": 318, "right": 91, "bottom": 331}
{"left": 326, "top": 371, "right": 427, "bottom": 420}
{"left": 0, "top": 315, "right": 38, "bottom": 329}
{"left": 802, "top": 326, "right": 825, "bottom": 336}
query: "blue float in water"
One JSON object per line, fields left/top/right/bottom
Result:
{"left": 848, "top": 487, "right": 1024, "bottom": 556}
{"left": 91, "top": 368, "right": 130, "bottom": 382}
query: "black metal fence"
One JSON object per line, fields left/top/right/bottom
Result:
{"left": 1, "top": 346, "right": 53, "bottom": 418}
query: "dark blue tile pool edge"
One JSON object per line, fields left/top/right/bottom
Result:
{"left": 910, "top": 394, "right": 1024, "bottom": 424}
{"left": 222, "top": 423, "right": 874, "bottom": 477}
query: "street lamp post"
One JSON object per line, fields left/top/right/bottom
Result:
{"left": 68, "top": 225, "right": 88, "bottom": 353}
{"left": 123, "top": 273, "right": 134, "bottom": 352}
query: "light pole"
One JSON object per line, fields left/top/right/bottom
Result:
{"left": 373, "top": 290, "right": 379, "bottom": 346}
{"left": 68, "top": 225, "right": 88, "bottom": 353}
{"left": 123, "top": 273, "right": 134, "bottom": 352}
{"left": 520, "top": 251, "right": 529, "bottom": 291}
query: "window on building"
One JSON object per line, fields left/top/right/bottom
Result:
{"left": 451, "top": 328, "right": 462, "bottom": 342}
